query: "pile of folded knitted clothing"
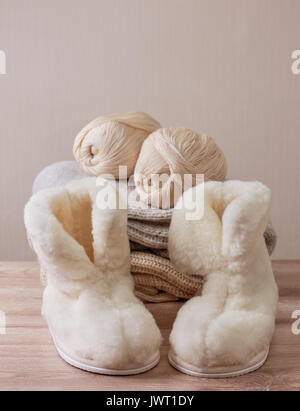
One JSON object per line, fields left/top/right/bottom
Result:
{"left": 127, "top": 191, "right": 277, "bottom": 302}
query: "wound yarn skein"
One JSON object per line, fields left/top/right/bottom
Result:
{"left": 134, "top": 127, "right": 227, "bottom": 209}
{"left": 73, "top": 111, "right": 161, "bottom": 179}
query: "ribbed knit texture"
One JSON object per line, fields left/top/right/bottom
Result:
{"left": 131, "top": 252, "right": 203, "bottom": 302}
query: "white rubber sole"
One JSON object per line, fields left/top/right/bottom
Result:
{"left": 50, "top": 330, "right": 160, "bottom": 376}
{"left": 168, "top": 348, "right": 269, "bottom": 378}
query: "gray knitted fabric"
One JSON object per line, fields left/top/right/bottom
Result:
{"left": 128, "top": 207, "right": 173, "bottom": 223}
{"left": 127, "top": 188, "right": 173, "bottom": 222}
{"left": 128, "top": 220, "right": 169, "bottom": 249}
{"left": 128, "top": 213, "right": 277, "bottom": 257}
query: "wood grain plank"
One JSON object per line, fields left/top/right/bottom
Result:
{"left": 0, "top": 261, "right": 299, "bottom": 391}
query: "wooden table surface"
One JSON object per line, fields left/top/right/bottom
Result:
{"left": 0, "top": 261, "right": 299, "bottom": 391}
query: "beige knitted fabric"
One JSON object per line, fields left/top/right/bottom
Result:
{"left": 135, "top": 288, "right": 180, "bottom": 303}
{"left": 129, "top": 242, "right": 169, "bottom": 258}
{"left": 131, "top": 251, "right": 203, "bottom": 302}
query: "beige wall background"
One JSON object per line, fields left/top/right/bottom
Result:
{"left": 0, "top": 0, "right": 299, "bottom": 260}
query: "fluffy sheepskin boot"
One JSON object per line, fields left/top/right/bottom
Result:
{"left": 24, "top": 178, "right": 162, "bottom": 375}
{"left": 168, "top": 180, "right": 278, "bottom": 378}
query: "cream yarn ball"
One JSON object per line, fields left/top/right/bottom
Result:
{"left": 134, "top": 127, "right": 227, "bottom": 209}
{"left": 73, "top": 111, "right": 161, "bottom": 179}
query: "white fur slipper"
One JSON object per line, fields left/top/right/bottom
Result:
{"left": 168, "top": 180, "right": 278, "bottom": 378}
{"left": 168, "top": 348, "right": 269, "bottom": 378}
{"left": 50, "top": 327, "right": 160, "bottom": 375}
{"left": 25, "top": 177, "right": 162, "bottom": 375}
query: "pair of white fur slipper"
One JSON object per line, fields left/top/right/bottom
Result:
{"left": 24, "top": 177, "right": 278, "bottom": 378}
